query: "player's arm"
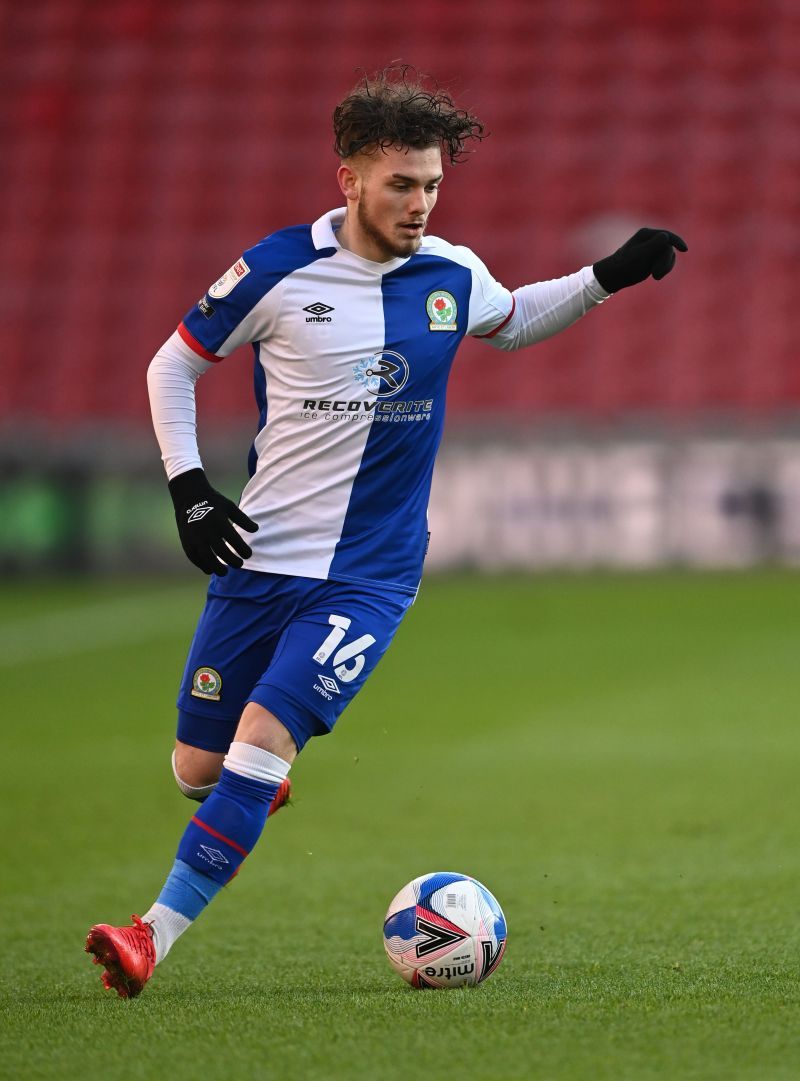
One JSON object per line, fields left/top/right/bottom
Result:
{"left": 147, "top": 331, "right": 258, "bottom": 575}
{"left": 476, "top": 267, "right": 608, "bottom": 351}
{"left": 469, "top": 228, "right": 687, "bottom": 351}
{"left": 148, "top": 244, "right": 283, "bottom": 574}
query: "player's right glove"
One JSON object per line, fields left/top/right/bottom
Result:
{"left": 168, "top": 468, "right": 258, "bottom": 576}
{"left": 592, "top": 228, "right": 688, "bottom": 293}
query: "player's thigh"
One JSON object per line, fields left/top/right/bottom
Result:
{"left": 247, "top": 583, "right": 413, "bottom": 752}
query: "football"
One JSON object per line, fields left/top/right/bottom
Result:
{"left": 383, "top": 872, "right": 508, "bottom": 989}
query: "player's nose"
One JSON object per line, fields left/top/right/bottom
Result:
{"left": 406, "top": 189, "right": 427, "bottom": 215}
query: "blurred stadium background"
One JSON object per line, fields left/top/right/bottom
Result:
{"left": 4, "top": 9, "right": 800, "bottom": 1075}
{"left": 2, "top": 0, "right": 798, "bottom": 575}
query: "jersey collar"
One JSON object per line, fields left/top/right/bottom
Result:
{"left": 311, "top": 208, "right": 411, "bottom": 274}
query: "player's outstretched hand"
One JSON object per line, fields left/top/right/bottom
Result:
{"left": 168, "top": 468, "right": 258, "bottom": 575}
{"left": 592, "top": 228, "right": 688, "bottom": 293}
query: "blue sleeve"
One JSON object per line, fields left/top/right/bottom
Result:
{"left": 179, "top": 225, "right": 331, "bottom": 359}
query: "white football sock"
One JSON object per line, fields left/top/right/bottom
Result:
{"left": 141, "top": 902, "right": 192, "bottom": 964}
{"left": 223, "top": 741, "right": 291, "bottom": 785}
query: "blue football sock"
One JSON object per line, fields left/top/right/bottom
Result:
{"left": 177, "top": 765, "right": 279, "bottom": 886}
{"left": 142, "top": 743, "right": 291, "bottom": 962}
{"left": 156, "top": 858, "right": 223, "bottom": 919}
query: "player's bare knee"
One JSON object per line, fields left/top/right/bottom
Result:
{"left": 172, "top": 745, "right": 224, "bottom": 801}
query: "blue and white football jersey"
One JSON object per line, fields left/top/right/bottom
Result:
{"left": 178, "top": 208, "right": 515, "bottom": 595}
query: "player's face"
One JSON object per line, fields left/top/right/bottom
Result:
{"left": 341, "top": 146, "right": 443, "bottom": 262}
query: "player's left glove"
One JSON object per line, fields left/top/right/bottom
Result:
{"left": 592, "top": 228, "right": 688, "bottom": 293}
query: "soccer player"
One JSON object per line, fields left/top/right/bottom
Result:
{"left": 86, "top": 67, "right": 686, "bottom": 998}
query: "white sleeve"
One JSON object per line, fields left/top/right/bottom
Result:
{"left": 455, "top": 246, "right": 516, "bottom": 336}
{"left": 146, "top": 330, "right": 214, "bottom": 480}
{"left": 478, "top": 266, "right": 611, "bottom": 352}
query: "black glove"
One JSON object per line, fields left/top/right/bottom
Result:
{"left": 168, "top": 468, "right": 258, "bottom": 575}
{"left": 593, "top": 228, "right": 688, "bottom": 293}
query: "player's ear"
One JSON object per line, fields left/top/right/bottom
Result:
{"left": 337, "top": 161, "right": 361, "bottom": 202}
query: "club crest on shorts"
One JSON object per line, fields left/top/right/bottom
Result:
{"left": 426, "top": 290, "right": 458, "bottom": 331}
{"left": 191, "top": 667, "right": 222, "bottom": 701}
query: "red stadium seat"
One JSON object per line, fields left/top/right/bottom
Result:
{"left": 0, "top": 0, "right": 796, "bottom": 422}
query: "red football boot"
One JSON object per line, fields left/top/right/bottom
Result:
{"left": 85, "top": 915, "right": 156, "bottom": 999}
{"left": 269, "top": 776, "right": 292, "bottom": 815}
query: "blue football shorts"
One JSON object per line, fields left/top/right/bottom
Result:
{"left": 176, "top": 568, "right": 414, "bottom": 754}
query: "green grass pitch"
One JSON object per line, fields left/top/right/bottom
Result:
{"left": 2, "top": 571, "right": 800, "bottom": 1080}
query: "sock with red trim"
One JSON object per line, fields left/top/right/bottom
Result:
{"left": 141, "top": 742, "right": 291, "bottom": 963}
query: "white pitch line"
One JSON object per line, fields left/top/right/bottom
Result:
{"left": 0, "top": 587, "right": 202, "bottom": 666}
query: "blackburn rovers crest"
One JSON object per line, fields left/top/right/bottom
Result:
{"left": 426, "top": 290, "right": 458, "bottom": 331}
{"left": 191, "top": 667, "right": 222, "bottom": 701}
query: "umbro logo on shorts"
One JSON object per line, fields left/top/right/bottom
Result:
{"left": 303, "top": 301, "right": 334, "bottom": 323}
{"left": 314, "top": 673, "right": 341, "bottom": 700}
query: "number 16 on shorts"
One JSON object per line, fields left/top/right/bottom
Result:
{"left": 312, "top": 614, "right": 377, "bottom": 684}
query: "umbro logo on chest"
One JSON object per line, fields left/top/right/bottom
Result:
{"left": 303, "top": 301, "right": 335, "bottom": 323}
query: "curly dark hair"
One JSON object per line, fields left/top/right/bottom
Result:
{"left": 333, "top": 65, "right": 486, "bottom": 165}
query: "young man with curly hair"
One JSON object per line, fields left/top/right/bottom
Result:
{"left": 86, "top": 67, "right": 686, "bottom": 998}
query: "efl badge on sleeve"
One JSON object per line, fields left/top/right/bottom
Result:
{"left": 191, "top": 667, "right": 222, "bottom": 701}
{"left": 426, "top": 290, "right": 458, "bottom": 331}
{"left": 208, "top": 257, "right": 251, "bottom": 299}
